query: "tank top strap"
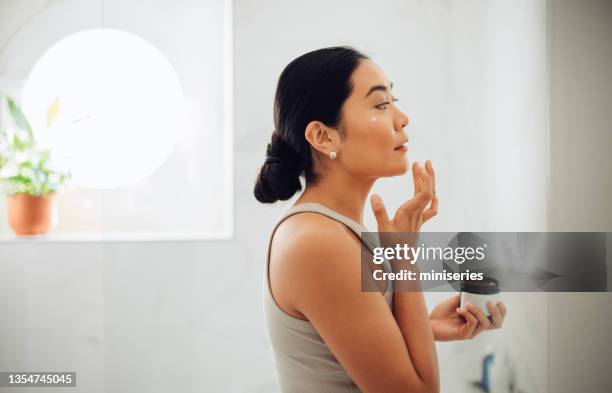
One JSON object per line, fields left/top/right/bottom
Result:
{"left": 273, "top": 202, "right": 381, "bottom": 254}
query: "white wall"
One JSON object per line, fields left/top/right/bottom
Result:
{"left": 0, "top": 1, "right": 554, "bottom": 392}
{"left": 547, "top": 0, "right": 612, "bottom": 391}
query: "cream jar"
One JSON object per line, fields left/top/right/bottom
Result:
{"left": 460, "top": 277, "right": 501, "bottom": 318}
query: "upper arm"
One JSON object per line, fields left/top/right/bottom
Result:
{"left": 282, "top": 221, "right": 428, "bottom": 393}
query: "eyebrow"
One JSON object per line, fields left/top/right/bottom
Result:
{"left": 365, "top": 82, "right": 394, "bottom": 98}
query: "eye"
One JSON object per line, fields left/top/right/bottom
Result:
{"left": 375, "top": 97, "right": 399, "bottom": 110}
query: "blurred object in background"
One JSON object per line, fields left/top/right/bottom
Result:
{"left": 0, "top": 95, "right": 70, "bottom": 235}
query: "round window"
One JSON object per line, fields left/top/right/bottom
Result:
{"left": 22, "top": 29, "right": 187, "bottom": 189}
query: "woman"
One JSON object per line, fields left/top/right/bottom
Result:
{"left": 254, "top": 47, "right": 506, "bottom": 393}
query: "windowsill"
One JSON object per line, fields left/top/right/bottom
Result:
{"left": 0, "top": 230, "right": 233, "bottom": 243}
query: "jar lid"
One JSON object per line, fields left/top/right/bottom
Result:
{"left": 461, "top": 277, "right": 500, "bottom": 294}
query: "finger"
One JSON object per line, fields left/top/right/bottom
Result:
{"left": 401, "top": 163, "right": 432, "bottom": 214}
{"left": 456, "top": 308, "right": 478, "bottom": 338}
{"left": 466, "top": 303, "right": 491, "bottom": 335}
{"left": 412, "top": 161, "right": 421, "bottom": 195}
{"left": 487, "top": 301, "right": 503, "bottom": 328}
{"left": 422, "top": 195, "right": 438, "bottom": 222}
{"left": 425, "top": 160, "right": 436, "bottom": 197}
{"left": 419, "top": 176, "right": 428, "bottom": 203}
{"left": 370, "top": 194, "right": 391, "bottom": 230}
{"left": 419, "top": 163, "right": 434, "bottom": 198}
{"left": 423, "top": 161, "right": 437, "bottom": 220}
{"left": 417, "top": 165, "right": 433, "bottom": 206}
{"left": 498, "top": 301, "right": 507, "bottom": 318}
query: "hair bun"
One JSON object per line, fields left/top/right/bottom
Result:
{"left": 254, "top": 135, "right": 303, "bottom": 203}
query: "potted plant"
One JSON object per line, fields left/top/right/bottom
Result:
{"left": 0, "top": 95, "right": 70, "bottom": 235}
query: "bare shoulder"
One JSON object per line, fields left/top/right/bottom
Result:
{"left": 268, "top": 211, "right": 362, "bottom": 318}
{"left": 272, "top": 211, "right": 360, "bottom": 260}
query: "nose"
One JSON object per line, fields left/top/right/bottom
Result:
{"left": 394, "top": 108, "right": 410, "bottom": 132}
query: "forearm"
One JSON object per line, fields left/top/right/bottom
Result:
{"left": 392, "top": 260, "right": 439, "bottom": 392}
{"left": 394, "top": 297, "right": 439, "bottom": 391}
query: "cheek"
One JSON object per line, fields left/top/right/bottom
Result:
{"left": 348, "top": 119, "right": 390, "bottom": 151}
{"left": 341, "top": 116, "right": 401, "bottom": 173}
{"left": 349, "top": 112, "right": 393, "bottom": 145}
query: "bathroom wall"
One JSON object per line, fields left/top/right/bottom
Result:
{"left": 0, "top": 0, "right": 555, "bottom": 392}
{"left": 547, "top": 0, "right": 612, "bottom": 391}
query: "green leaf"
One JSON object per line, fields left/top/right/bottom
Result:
{"left": 7, "top": 174, "right": 32, "bottom": 184}
{"left": 12, "top": 133, "right": 23, "bottom": 151}
{"left": 11, "top": 132, "right": 32, "bottom": 151}
{"left": 38, "top": 150, "right": 50, "bottom": 168}
{"left": 6, "top": 97, "right": 33, "bottom": 143}
{"left": 19, "top": 161, "right": 34, "bottom": 170}
{"left": 40, "top": 179, "right": 51, "bottom": 194}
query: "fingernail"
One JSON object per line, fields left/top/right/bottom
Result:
{"left": 371, "top": 195, "right": 380, "bottom": 204}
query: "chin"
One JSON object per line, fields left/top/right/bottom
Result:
{"left": 379, "top": 163, "right": 409, "bottom": 177}
{"left": 393, "top": 159, "right": 409, "bottom": 175}
{"left": 394, "top": 165, "right": 409, "bottom": 176}
{"left": 367, "top": 156, "right": 409, "bottom": 178}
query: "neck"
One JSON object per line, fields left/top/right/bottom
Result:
{"left": 294, "top": 170, "right": 376, "bottom": 226}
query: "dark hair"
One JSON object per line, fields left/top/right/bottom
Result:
{"left": 253, "top": 46, "right": 369, "bottom": 203}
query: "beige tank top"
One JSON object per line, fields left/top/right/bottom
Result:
{"left": 263, "top": 202, "right": 394, "bottom": 393}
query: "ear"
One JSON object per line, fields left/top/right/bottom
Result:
{"left": 304, "top": 120, "right": 340, "bottom": 156}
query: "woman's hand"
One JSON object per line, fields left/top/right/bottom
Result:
{"left": 370, "top": 160, "right": 438, "bottom": 241}
{"left": 429, "top": 294, "right": 508, "bottom": 341}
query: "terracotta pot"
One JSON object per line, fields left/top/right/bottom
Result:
{"left": 7, "top": 193, "right": 55, "bottom": 236}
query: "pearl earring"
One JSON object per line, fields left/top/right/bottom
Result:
{"left": 329, "top": 151, "right": 337, "bottom": 160}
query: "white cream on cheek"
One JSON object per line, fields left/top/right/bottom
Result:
{"left": 369, "top": 115, "right": 377, "bottom": 122}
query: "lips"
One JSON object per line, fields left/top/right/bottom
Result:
{"left": 394, "top": 139, "right": 409, "bottom": 150}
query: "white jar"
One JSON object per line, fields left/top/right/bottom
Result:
{"left": 460, "top": 277, "right": 501, "bottom": 317}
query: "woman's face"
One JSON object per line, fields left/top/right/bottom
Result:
{"left": 337, "top": 59, "right": 410, "bottom": 178}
